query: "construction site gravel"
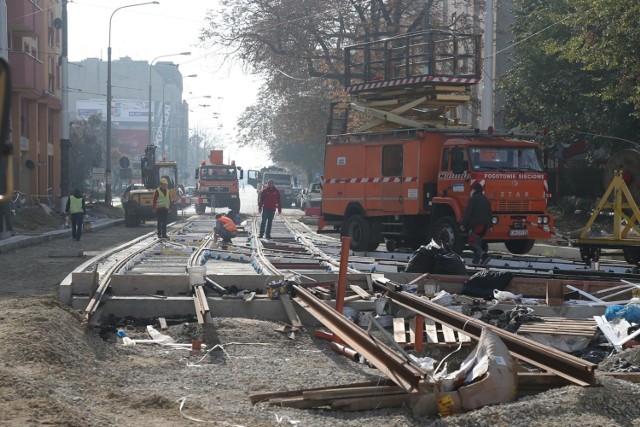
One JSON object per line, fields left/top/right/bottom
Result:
{"left": 1, "top": 208, "right": 640, "bottom": 426}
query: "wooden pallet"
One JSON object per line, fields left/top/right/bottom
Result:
{"left": 393, "top": 317, "right": 472, "bottom": 347}
{"left": 517, "top": 317, "right": 598, "bottom": 337}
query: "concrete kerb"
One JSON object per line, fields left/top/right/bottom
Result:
{"left": 0, "top": 218, "right": 124, "bottom": 254}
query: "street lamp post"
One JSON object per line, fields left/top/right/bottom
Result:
{"left": 161, "top": 74, "right": 197, "bottom": 158}
{"left": 106, "top": 1, "right": 159, "bottom": 205}
{"left": 148, "top": 52, "right": 191, "bottom": 149}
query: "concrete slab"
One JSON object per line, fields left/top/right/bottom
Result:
{"left": 48, "top": 248, "right": 84, "bottom": 257}
{"left": 110, "top": 274, "right": 191, "bottom": 296}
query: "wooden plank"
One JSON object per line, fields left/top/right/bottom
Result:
{"left": 303, "top": 385, "right": 403, "bottom": 400}
{"left": 424, "top": 320, "right": 438, "bottom": 344}
{"left": 457, "top": 331, "right": 472, "bottom": 342}
{"left": 440, "top": 325, "right": 457, "bottom": 343}
{"left": 270, "top": 396, "right": 330, "bottom": 409}
{"left": 158, "top": 317, "right": 168, "bottom": 330}
{"left": 393, "top": 318, "right": 407, "bottom": 344}
{"left": 330, "top": 393, "right": 412, "bottom": 411}
{"left": 408, "top": 317, "right": 416, "bottom": 344}
{"left": 280, "top": 294, "right": 303, "bottom": 328}
{"left": 349, "top": 284, "right": 372, "bottom": 299}
{"left": 249, "top": 380, "right": 394, "bottom": 404}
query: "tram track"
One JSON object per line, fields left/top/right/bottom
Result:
{"left": 66, "top": 213, "right": 640, "bottom": 326}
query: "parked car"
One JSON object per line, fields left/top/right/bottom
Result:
{"left": 299, "top": 182, "right": 322, "bottom": 211}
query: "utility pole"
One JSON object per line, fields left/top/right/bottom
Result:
{"left": 59, "top": 1, "right": 71, "bottom": 211}
{"left": 481, "top": 0, "right": 495, "bottom": 130}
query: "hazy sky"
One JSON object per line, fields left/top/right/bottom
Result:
{"left": 67, "top": 0, "right": 268, "bottom": 169}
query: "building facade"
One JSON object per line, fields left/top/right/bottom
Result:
{"left": 7, "top": 0, "right": 62, "bottom": 204}
{"left": 67, "top": 56, "right": 190, "bottom": 192}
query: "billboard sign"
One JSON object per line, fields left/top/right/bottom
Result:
{"left": 76, "top": 99, "right": 150, "bottom": 124}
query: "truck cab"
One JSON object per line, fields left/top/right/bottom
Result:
{"left": 248, "top": 166, "right": 295, "bottom": 207}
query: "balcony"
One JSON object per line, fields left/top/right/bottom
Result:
{"left": 9, "top": 51, "right": 44, "bottom": 90}
{"left": 7, "top": 0, "right": 43, "bottom": 36}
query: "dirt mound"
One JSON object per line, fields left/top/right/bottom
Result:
{"left": 11, "top": 206, "right": 65, "bottom": 232}
{"left": 11, "top": 203, "right": 124, "bottom": 234}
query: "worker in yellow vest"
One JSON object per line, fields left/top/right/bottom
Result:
{"left": 65, "top": 188, "right": 86, "bottom": 241}
{"left": 152, "top": 178, "right": 172, "bottom": 239}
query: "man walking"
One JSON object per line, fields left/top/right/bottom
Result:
{"left": 153, "top": 177, "right": 172, "bottom": 239}
{"left": 65, "top": 188, "right": 86, "bottom": 241}
{"left": 461, "top": 182, "right": 492, "bottom": 264}
{"left": 258, "top": 179, "right": 282, "bottom": 239}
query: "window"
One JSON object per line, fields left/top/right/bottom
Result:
{"left": 382, "top": 145, "right": 403, "bottom": 176}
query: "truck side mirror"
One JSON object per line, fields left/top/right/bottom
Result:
{"left": 194, "top": 169, "right": 199, "bottom": 179}
{"left": 0, "top": 59, "right": 12, "bottom": 202}
{"left": 239, "top": 169, "right": 243, "bottom": 180}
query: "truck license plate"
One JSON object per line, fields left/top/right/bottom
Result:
{"left": 509, "top": 229, "right": 528, "bottom": 237}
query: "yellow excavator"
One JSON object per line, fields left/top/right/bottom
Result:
{"left": 122, "top": 144, "right": 179, "bottom": 227}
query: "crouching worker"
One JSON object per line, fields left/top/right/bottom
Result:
{"left": 214, "top": 212, "right": 238, "bottom": 244}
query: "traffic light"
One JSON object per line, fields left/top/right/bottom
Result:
{"left": 0, "top": 58, "right": 12, "bottom": 203}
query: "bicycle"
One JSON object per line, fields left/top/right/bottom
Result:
{"left": 10, "top": 190, "right": 27, "bottom": 216}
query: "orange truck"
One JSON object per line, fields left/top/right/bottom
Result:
{"left": 193, "top": 150, "right": 243, "bottom": 214}
{"left": 320, "top": 130, "right": 553, "bottom": 253}
{"left": 319, "top": 30, "right": 553, "bottom": 253}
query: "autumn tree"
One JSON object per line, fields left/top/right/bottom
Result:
{"left": 502, "top": 0, "right": 640, "bottom": 156}
{"left": 69, "top": 115, "right": 106, "bottom": 192}
{"left": 200, "top": 0, "right": 432, "bottom": 176}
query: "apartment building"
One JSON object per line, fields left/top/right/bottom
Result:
{"left": 7, "top": 0, "right": 62, "bottom": 203}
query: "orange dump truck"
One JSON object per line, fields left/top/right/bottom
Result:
{"left": 319, "top": 29, "right": 553, "bottom": 253}
{"left": 194, "top": 150, "right": 243, "bottom": 214}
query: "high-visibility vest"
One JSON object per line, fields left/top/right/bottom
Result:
{"left": 218, "top": 216, "right": 237, "bottom": 233}
{"left": 156, "top": 188, "right": 170, "bottom": 209}
{"left": 69, "top": 196, "right": 84, "bottom": 214}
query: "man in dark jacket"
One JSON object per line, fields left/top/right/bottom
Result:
{"left": 258, "top": 179, "right": 282, "bottom": 239}
{"left": 65, "top": 188, "right": 86, "bottom": 241}
{"left": 461, "top": 182, "right": 492, "bottom": 264}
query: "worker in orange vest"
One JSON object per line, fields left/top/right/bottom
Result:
{"left": 214, "top": 212, "right": 238, "bottom": 244}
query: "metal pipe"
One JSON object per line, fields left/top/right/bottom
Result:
{"left": 335, "top": 236, "right": 350, "bottom": 314}
{"left": 330, "top": 341, "right": 360, "bottom": 362}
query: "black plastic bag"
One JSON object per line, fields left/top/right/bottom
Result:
{"left": 406, "top": 240, "right": 466, "bottom": 275}
{"left": 462, "top": 270, "right": 513, "bottom": 299}
{"left": 433, "top": 251, "right": 467, "bottom": 275}
{"left": 406, "top": 240, "right": 442, "bottom": 273}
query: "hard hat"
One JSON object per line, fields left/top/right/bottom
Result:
{"left": 160, "top": 178, "right": 169, "bottom": 185}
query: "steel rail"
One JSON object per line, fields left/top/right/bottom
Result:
{"left": 84, "top": 237, "right": 160, "bottom": 324}
{"left": 293, "top": 285, "right": 426, "bottom": 393}
{"left": 372, "top": 278, "right": 597, "bottom": 386}
{"left": 282, "top": 217, "right": 361, "bottom": 274}
{"left": 251, "top": 218, "right": 282, "bottom": 276}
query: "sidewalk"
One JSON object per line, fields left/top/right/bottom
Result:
{"left": 0, "top": 218, "right": 124, "bottom": 253}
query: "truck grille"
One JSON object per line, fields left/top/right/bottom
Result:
{"left": 496, "top": 200, "right": 530, "bottom": 212}
{"left": 208, "top": 186, "right": 229, "bottom": 192}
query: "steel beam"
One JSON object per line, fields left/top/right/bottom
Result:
{"left": 372, "top": 278, "right": 597, "bottom": 386}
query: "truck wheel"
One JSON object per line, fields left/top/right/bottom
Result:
{"left": 344, "top": 214, "right": 370, "bottom": 252}
{"left": 230, "top": 199, "right": 241, "bottom": 214}
{"left": 385, "top": 239, "right": 397, "bottom": 252}
{"left": 195, "top": 204, "right": 206, "bottom": 215}
{"left": 623, "top": 247, "right": 640, "bottom": 265}
{"left": 504, "top": 239, "right": 535, "bottom": 255}
{"left": 431, "top": 216, "right": 464, "bottom": 254}
{"left": 579, "top": 246, "right": 601, "bottom": 264}
{"left": 124, "top": 214, "right": 139, "bottom": 227}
